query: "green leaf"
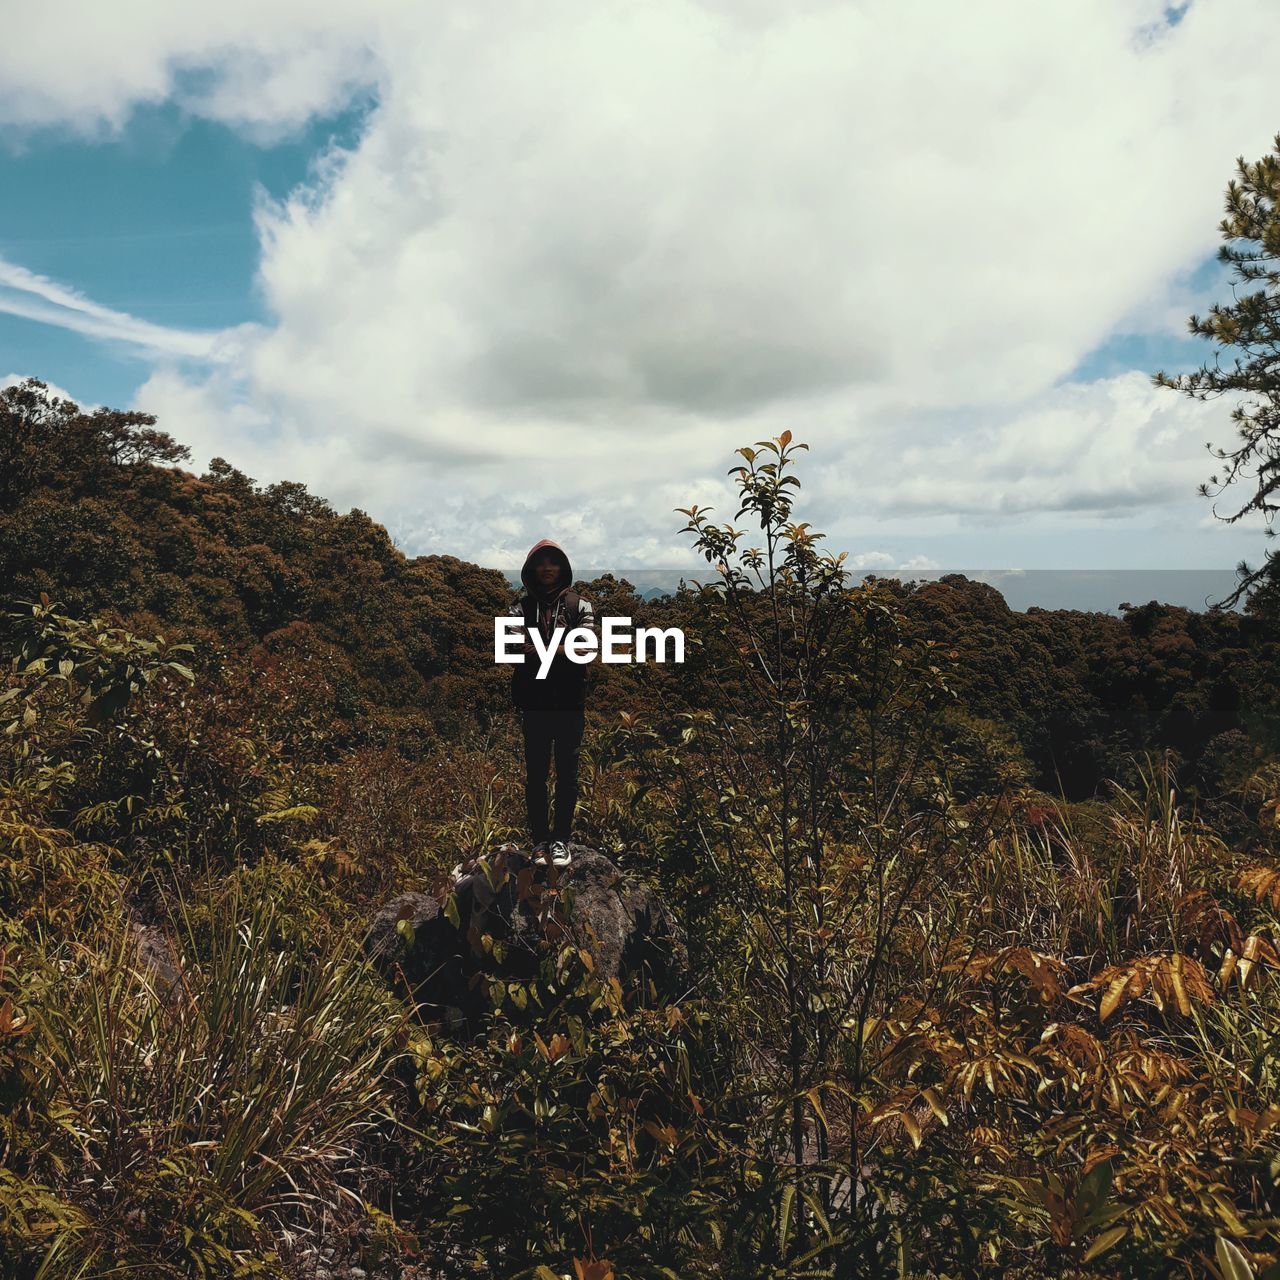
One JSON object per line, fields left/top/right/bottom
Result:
{"left": 1076, "top": 1159, "right": 1113, "bottom": 1220}
{"left": 1216, "top": 1236, "right": 1255, "bottom": 1280}
{"left": 777, "top": 1182, "right": 795, "bottom": 1254}
{"left": 1083, "top": 1226, "right": 1127, "bottom": 1263}
{"left": 920, "top": 1087, "right": 948, "bottom": 1125}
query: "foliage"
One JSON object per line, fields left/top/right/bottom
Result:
{"left": 2, "top": 881, "right": 404, "bottom": 1279}
{"left": 9, "top": 376, "right": 1280, "bottom": 807}
{"left": 6, "top": 384, "right": 1280, "bottom": 1276}
{"left": 1155, "top": 132, "right": 1280, "bottom": 612}
{"left": 0, "top": 377, "right": 512, "bottom": 738}
{"left": 404, "top": 912, "right": 736, "bottom": 1278}
{"left": 866, "top": 757, "right": 1280, "bottom": 1277}
{"left": 599, "top": 434, "right": 999, "bottom": 1270}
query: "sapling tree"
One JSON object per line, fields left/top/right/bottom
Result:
{"left": 619, "top": 434, "right": 990, "bottom": 1266}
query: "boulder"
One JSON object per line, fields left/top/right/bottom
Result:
{"left": 364, "top": 842, "right": 687, "bottom": 1033}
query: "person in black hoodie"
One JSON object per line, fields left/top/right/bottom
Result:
{"left": 508, "top": 540, "right": 595, "bottom": 867}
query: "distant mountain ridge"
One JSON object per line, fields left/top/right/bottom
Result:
{"left": 498, "top": 568, "right": 1246, "bottom": 615}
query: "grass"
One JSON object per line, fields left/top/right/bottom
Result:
{"left": 19, "top": 876, "right": 408, "bottom": 1278}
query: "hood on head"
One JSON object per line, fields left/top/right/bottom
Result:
{"left": 520, "top": 539, "right": 572, "bottom": 597}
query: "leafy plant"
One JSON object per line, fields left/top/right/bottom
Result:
{"left": 8, "top": 880, "right": 404, "bottom": 1278}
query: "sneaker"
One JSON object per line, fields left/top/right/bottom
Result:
{"left": 531, "top": 840, "right": 550, "bottom": 862}
{"left": 548, "top": 840, "right": 572, "bottom": 868}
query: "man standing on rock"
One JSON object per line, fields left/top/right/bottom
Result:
{"left": 509, "top": 540, "right": 595, "bottom": 868}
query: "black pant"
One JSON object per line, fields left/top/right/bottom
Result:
{"left": 520, "top": 706, "right": 585, "bottom": 843}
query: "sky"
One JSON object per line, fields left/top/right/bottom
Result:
{"left": 2, "top": 0, "right": 1280, "bottom": 573}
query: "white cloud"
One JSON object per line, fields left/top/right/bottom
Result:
{"left": 862, "top": 373, "right": 1224, "bottom": 519}
{"left": 845, "top": 551, "right": 940, "bottom": 574}
{"left": 0, "top": 0, "right": 382, "bottom": 138}
{"left": 5, "top": 1, "right": 1280, "bottom": 566}
{"left": 850, "top": 551, "right": 896, "bottom": 569}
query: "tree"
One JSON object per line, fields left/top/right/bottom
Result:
{"left": 1155, "top": 132, "right": 1280, "bottom": 611}
{"left": 0, "top": 377, "right": 189, "bottom": 514}
{"left": 617, "top": 434, "right": 993, "bottom": 1269}
{"left": 0, "top": 379, "right": 512, "bottom": 733}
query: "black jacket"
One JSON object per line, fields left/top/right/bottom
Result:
{"left": 509, "top": 540, "right": 595, "bottom": 711}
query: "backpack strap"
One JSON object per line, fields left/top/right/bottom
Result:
{"left": 520, "top": 589, "right": 588, "bottom": 630}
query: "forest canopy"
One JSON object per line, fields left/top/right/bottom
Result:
{"left": 2, "top": 346, "right": 1280, "bottom": 1276}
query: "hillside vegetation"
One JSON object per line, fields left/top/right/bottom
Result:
{"left": 4, "top": 380, "right": 1280, "bottom": 1278}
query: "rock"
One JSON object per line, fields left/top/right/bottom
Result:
{"left": 364, "top": 842, "right": 687, "bottom": 1033}
{"left": 122, "top": 875, "right": 185, "bottom": 1005}
{"left": 546, "top": 843, "right": 686, "bottom": 986}
{"left": 129, "top": 919, "right": 185, "bottom": 1004}
{"left": 364, "top": 892, "right": 442, "bottom": 985}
